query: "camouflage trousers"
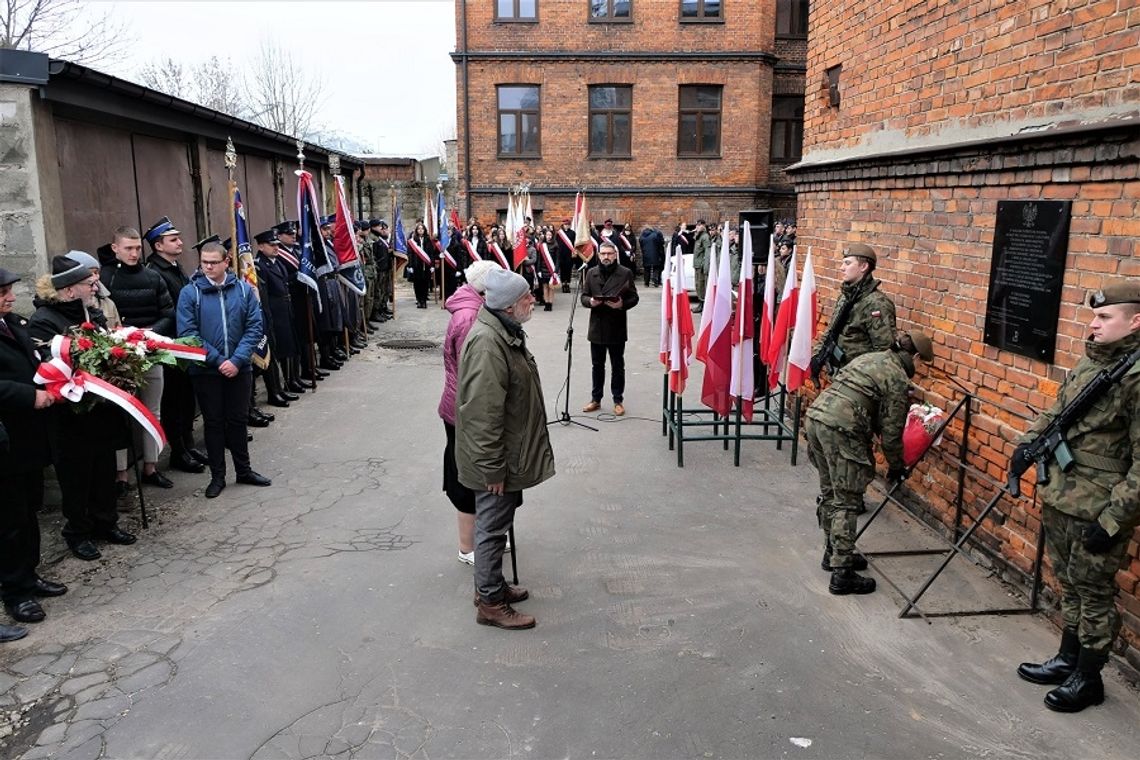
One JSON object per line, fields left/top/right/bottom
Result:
{"left": 362, "top": 266, "right": 376, "bottom": 322}
{"left": 372, "top": 268, "right": 392, "bottom": 318}
{"left": 805, "top": 418, "right": 875, "bottom": 569}
{"left": 1043, "top": 504, "right": 1130, "bottom": 654}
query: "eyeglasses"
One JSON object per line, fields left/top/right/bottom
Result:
{"left": 200, "top": 260, "right": 226, "bottom": 267}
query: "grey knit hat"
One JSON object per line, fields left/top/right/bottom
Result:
{"left": 64, "top": 250, "right": 101, "bottom": 271}
{"left": 50, "top": 256, "right": 90, "bottom": 290}
{"left": 484, "top": 268, "right": 530, "bottom": 310}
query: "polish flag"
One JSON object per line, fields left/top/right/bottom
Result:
{"left": 786, "top": 248, "right": 818, "bottom": 392}
{"left": 700, "top": 223, "right": 734, "bottom": 417}
{"left": 730, "top": 223, "right": 755, "bottom": 420}
{"left": 571, "top": 192, "right": 595, "bottom": 261}
{"left": 766, "top": 250, "right": 798, "bottom": 391}
{"left": 759, "top": 237, "right": 777, "bottom": 363}
{"left": 695, "top": 232, "right": 721, "bottom": 363}
{"left": 669, "top": 248, "right": 695, "bottom": 395}
{"left": 659, "top": 244, "right": 675, "bottom": 366}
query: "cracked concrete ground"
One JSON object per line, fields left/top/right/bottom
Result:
{"left": 2, "top": 281, "right": 1140, "bottom": 760}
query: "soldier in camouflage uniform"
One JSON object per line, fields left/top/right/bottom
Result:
{"left": 812, "top": 242, "right": 897, "bottom": 377}
{"left": 1014, "top": 284, "right": 1140, "bottom": 713}
{"left": 805, "top": 331, "right": 934, "bottom": 595}
{"left": 357, "top": 221, "right": 376, "bottom": 327}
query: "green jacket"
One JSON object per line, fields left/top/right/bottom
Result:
{"left": 456, "top": 307, "right": 556, "bottom": 492}
{"left": 806, "top": 349, "right": 914, "bottom": 471}
{"left": 1021, "top": 331, "right": 1140, "bottom": 536}
{"left": 693, "top": 230, "right": 712, "bottom": 272}
{"left": 818, "top": 277, "right": 897, "bottom": 368}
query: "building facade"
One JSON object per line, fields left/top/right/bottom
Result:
{"left": 789, "top": 2, "right": 1140, "bottom": 667}
{"left": 452, "top": 0, "right": 808, "bottom": 229}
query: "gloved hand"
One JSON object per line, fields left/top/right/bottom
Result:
{"left": 1082, "top": 523, "right": 1118, "bottom": 555}
{"left": 886, "top": 466, "right": 908, "bottom": 484}
{"left": 809, "top": 354, "right": 825, "bottom": 380}
{"left": 1010, "top": 443, "right": 1034, "bottom": 475}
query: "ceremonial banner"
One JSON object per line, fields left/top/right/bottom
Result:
{"left": 571, "top": 192, "right": 595, "bottom": 261}
{"left": 230, "top": 185, "right": 258, "bottom": 294}
{"left": 294, "top": 169, "right": 323, "bottom": 307}
{"left": 333, "top": 175, "right": 367, "bottom": 295}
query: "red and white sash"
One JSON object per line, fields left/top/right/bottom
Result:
{"left": 556, "top": 229, "right": 575, "bottom": 252}
{"left": 540, "top": 243, "right": 560, "bottom": 285}
{"left": 488, "top": 242, "right": 510, "bottom": 269}
{"left": 441, "top": 246, "right": 458, "bottom": 269}
{"left": 462, "top": 238, "right": 482, "bottom": 261}
{"left": 408, "top": 237, "right": 433, "bottom": 265}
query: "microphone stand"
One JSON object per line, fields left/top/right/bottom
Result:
{"left": 547, "top": 262, "right": 597, "bottom": 431}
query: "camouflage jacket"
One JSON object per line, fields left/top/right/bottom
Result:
{"left": 693, "top": 231, "right": 712, "bottom": 271}
{"left": 806, "top": 348, "right": 914, "bottom": 471}
{"left": 359, "top": 237, "right": 375, "bottom": 274}
{"left": 1021, "top": 331, "right": 1140, "bottom": 536}
{"left": 817, "top": 277, "right": 897, "bottom": 368}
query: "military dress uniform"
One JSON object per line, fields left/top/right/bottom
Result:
{"left": 1015, "top": 285, "right": 1140, "bottom": 713}
{"left": 805, "top": 334, "right": 933, "bottom": 594}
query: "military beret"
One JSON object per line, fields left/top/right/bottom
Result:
{"left": 144, "top": 216, "right": 180, "bottom": 244}
{"left": 193, "top": 234, "right": 221, "bottom": 252}
{"left": 844, "top": 243, "right": 877, "bottom": 264}
{"left": 1088, "top": 284, "right": 1140, "bottom": 308}
{"left": 905, "top": 331, "right": 935, "bottom": 362}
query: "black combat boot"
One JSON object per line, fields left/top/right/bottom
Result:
{"left": 1044, "top": 647, "right": 1107, "bottom": 712}
{"left": 828, "top": 568, "right": 876, "bottom": 595}
{"left": 1017, "top": 627, "right": 1079, "bottom": 684}
{"left": 821, "top": 542, "right": 868, "bottom": 572}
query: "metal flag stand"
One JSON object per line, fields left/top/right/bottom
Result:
{"left": 853, "top": 390, "right": 1045, "bottom": 621}
{"left": 661, "top": 363, "right": 799, "bottom": 467}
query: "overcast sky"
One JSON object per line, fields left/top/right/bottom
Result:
{"left": 88, "top": 0, "right": 457, "bottom": 156}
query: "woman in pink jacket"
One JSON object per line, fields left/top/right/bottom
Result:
{"left": 439, "top": 260, "right": 497, "bottom": 565}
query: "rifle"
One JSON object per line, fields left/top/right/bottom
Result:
{"left": 1009, "top": 343, "right": 1140, "bottom": 497}
{"left": 810, "top": 283, "right": 862, "bottom": 382}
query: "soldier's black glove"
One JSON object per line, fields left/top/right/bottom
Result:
{"left": 809, "top": 354, "right": 825, "bottom": 380}
{"left": 1082, "top": 523, "right": 1118, "bottom": 555}
{"left": 886, "top": 466, "right": 908, "bottom": 484}
{"left": 1010, "top": 443, "right": 1034, "bottom": 476}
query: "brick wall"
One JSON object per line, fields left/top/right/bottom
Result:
{"left": 453, "top": 0, "right": 802, "bottom": 229}
{"left": 793, "top": 0, "right": 1140, "bottom": 669}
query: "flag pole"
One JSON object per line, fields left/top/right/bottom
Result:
{"left": 225, "top": 137, "right": 239, "bottom": 275}
{"left": 390, "top": 185, "right": 399, "bottom": 319}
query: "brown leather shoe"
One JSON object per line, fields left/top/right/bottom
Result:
{"left": 476, "top": 599, "right": 536, "bottom": 630}
{"left": 473, "top": 585, "right": 529, "bottom": 606}
{"left": 582, "top": 400, "right": 601, "bottom": 412}
{"left": 613, "top": 403, "right": 625, "bottom": 416}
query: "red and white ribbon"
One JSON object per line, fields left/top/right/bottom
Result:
{"left": 556, "top": 229, "right": 575, "bottom": 254}
{"left": 35, "top": 335, "right": 167, "bottom": 451}
{"left": 441, "top": 247, "right": 458, "bottom": 269}
{"left": 489, "top": 242, "right": 510, "bottom": 269}
{"left": 540, "top": 243, "right": 560, "bottom": 285}
{"left": 408, "top": 238, "right": 433, "bottom": 265}
{"left": 113, "top": 328, "right": 208, "bottom": 362}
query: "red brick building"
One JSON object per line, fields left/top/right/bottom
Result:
{"left": 452, "top": 0, "right": 809, "bottom": 229}
{"left": 789, "top": 2, "right": 1140, "bottom": 666}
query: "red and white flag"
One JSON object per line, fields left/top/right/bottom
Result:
{"left": 730, "top": 223, "right": 755, "bottom": 420}
{"left": 488, "top": 242, "right": 510, "bottom": 269}
{"left": 700, "top": 223, "right": 735, "bottom": 416}
{"left": 571, "top": 192, "right": 595, "bottom": 262}
{"left": 669, "top": 247, "right": 695, "bottom": 395}
{"left": 786, "top": 248, "right": 818, "bottom": 392}
{"left": 759, "top": 237, "right": 777, "bottom": 363}
{"left": 659, "top": 244, "right": 675, "bottom": 367}
{"left": 695, "top": 230, "right": 721, "bottom": 363}
{"left": 766, "top": 250, "right": 799, "bottom": 391}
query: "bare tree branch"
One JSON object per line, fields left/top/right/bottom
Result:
{"left": 0, "top": 0, "right": 131, "bottom": 67}
{"left": 242, "top": 39, "right": 326, "bottom": 140}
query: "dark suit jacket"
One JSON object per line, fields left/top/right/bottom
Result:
{"left": 580, "top": 264, "right": 639, "bottom": 345}
{"left": 0, "top": 313, "right": 50, "bottom": 473}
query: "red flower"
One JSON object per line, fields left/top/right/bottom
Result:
{"left": 80, "top": 321, "right": 96, "bottom": 331}
{"left": 128, "top": 330, "right": 147, "bottom": 343}
{"left": 110, "top": 346, "right": 128, "bottom": 359}
{"left": 145, "top": 340, "right": 160, "bottom": 351}
{"left": 76, "top": 337, "right": 94, "bottom": 351}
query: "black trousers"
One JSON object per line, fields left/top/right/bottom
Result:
{"left": 644, "top": 265, "right": 660, "bottom": 286}
{"left": 590, "top": 342, "right": 626, "bottom": 403}
{"left": 48, "top": 406, "right": 119, "bottom": 539}
{"left": 412, "top": 273, "right": 431, "bottom": 305}
{"left": 161, "top": 365, "right": 197, "bottom": 456}
{"left": 0, "top": 469, "right": 43, "bottom": 605}
{"left": 192, "top": 372, "right": 253, "bottom": 480}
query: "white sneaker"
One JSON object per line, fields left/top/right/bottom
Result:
{"left": 457, "top": 550, "right": 475, "bottom": 566}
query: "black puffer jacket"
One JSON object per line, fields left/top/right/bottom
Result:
{"left": 101, "top": 260, "right": 175, "bottom": 336}
{"left": 146, "top": 253, "right": 190, "bottom": 306}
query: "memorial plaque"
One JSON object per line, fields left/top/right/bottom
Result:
{"left": 984, "top": 200, "right": 1071, "bottom": 363}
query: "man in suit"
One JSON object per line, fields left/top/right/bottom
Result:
{"left": 580, "top": 241, "right": 639, "bottom": 416}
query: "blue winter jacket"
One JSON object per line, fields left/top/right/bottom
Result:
{"left": 176, "top": 271, "right": 263, "bottom": 375}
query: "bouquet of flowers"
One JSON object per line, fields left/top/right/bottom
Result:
{"left": 903, "top": 402, "right": 947, "bottom": 467}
